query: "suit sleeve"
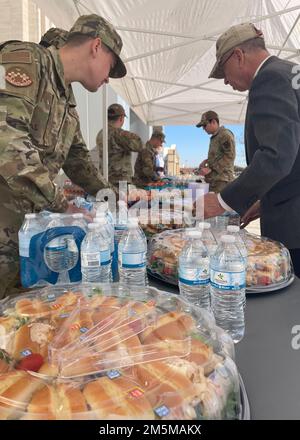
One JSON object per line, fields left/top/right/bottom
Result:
{"left": 63, "top": 123, "right": 116, "bottom": 195}
{"left": 221, "top": 70, "right": 300, "bottom": 215}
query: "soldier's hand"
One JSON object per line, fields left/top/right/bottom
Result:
{"left": 240, "top": 200, "right": 260, "bottom": 229}
{"left": 199, "top": 166, "right": 211, "bottom": 176}
{"left": 66, "top": 202, "right": 94, "bottom": 222}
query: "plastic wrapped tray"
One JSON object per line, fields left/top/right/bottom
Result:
{"left": 0, "top": 284, "right": 244, "bottom": 420}
{"left": 147, "top": 229, "right": 294, "bottom": 292}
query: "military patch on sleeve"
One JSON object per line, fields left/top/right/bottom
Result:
{"left": 0, "top": 51, "right": 32, "bottom": 64}
{"left": 5, "top": 66, "right": 33, "bottom": 87}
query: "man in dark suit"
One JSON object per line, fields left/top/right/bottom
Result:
{"left": 202, "top": 22, "right": 300, "bottom": 276}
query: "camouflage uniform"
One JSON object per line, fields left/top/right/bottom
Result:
{"left": 0, "top": 41, "right": 111, "bottom": 298}
{"left": 205, "top": 126, "right": 236, "bottom": 193}
{"left": 133, "top": 141, "right": 160, "bottom": 187}
{"left": 96, "top": 123, "right": 143, "bottom": 186}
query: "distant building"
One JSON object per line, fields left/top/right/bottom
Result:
{"left": 164, "top": 144, "right": 180, "bottom": 176}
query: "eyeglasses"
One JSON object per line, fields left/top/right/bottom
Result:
{"left": 220, "top": 50, "right": 235, "bottom": 68}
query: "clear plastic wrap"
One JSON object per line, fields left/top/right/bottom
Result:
{"left": 0, "top": 283, "right": 242, "bottom": 420}
{"left": 147, "top": 229, "right": 293, "bottom": 290}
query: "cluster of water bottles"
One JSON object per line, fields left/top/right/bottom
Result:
{"left": 80, "top": 201, "right": 148, "bottom": 287}
{"left": 18, "top": 201, "right": 148, "bottom": 288}
{"left": 178, "top": 222, "right": 247, "bottom": 343}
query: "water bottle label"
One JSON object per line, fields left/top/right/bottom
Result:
{"left": 210, "top": 269, "right": 246, "bottom": 290}
{"left": 121, "top": 251, "right": 146, "bottom": 268}
{"left": 100, "top": 249, "right": 111, "bottom": 266}
{"left": 115, "top": 225, "right": 127, "bottom": 231}
{"left": 19, "top": 237, "right": 31, "bottom": 257}
{"left": 82, "top": 252, "right": 100, "bottom": 267}
{"left": 179, "top": 267, "right": 209, "bottom": 286}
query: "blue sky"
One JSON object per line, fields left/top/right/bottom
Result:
{"left": 164, "top": 124, "right": 247, "bottom": 168}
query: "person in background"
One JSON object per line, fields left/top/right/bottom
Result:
{"left": 155, "top": 145, "right": 166, "bottom": 177}
{"left": 95, "top": 103, "right": 143, "bottom": 186}
{"left": 196, "top": 110, "right": 236, "bottom": 193}
{"left": 0, "top": 14, "right": 126, "bottom": 297}
{"left": 202, "top": 22, "right": 300, "bottom": 277}
{"left": 133, "top": 132, "right": 166, "bottom": 187}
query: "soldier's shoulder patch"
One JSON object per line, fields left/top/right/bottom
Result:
{"left": 0, "top": 51, "right": 32, "bottom": 64}
{"left": 5, "top": 66, "right": 33, "bottom": 87}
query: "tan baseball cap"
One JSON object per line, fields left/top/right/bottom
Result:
{"left": 209, "top": 22, "right": 264, "bottom": 79}
{"left": 196, "top": 110, "right": 219, "bottom": 127}
{"left": 108, "top": 103, "right": 127, "bottom": 117}
{"left": 68, "top": 14, "right": 126, "bottom": 78}
{"left": 151, "top": 131, "right": 166, "bottom": 143}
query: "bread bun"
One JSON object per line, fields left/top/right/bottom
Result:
{"left": 83, "top": 376, "right": 154, "bottom": 419}
{"left": 140, "top": 312, "right": 195, "bottom": 344}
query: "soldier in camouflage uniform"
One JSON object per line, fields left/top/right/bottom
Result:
{"left": 95, "top": 103, "right": 143, "bottom": 186}
{"left": 0, "top": 14, "right": 126, "bottom": 298}
{"left": 133, "top": 132, "right": 165, "bottom": 187}
{"left": 196, "top": 110, "right": 236, "bottom": 193}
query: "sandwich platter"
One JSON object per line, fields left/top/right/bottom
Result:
{"left": 0, "top": 283, "right": 249, "bottom": 420}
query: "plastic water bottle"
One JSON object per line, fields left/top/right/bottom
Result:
{"left": 95, "top": 216, "right": 112, "bottom": 282}
{"left": 118, "top": 217, "right": 147, "bottom": 287}
{"left": 81, "top": 223, "right": 111, "bottom": 283}
{"left": 210, "top": 235, "right": 246, "bottom": 343}
{"left": 96, "top": 201, "right": 114, "bottom": 225}
{"left": 18, "top": 213, "right": 42, "bottom": 258}
{"left": 114, "top": 201, "right": 128, "bottom": 244}
{"left": 44, "top": 214, "right": 69, "bottom": 273}
{"left": 94, "top": 211, "right": 115, "bottom": 258}
{"left": 178, "top": 229, "right": 210, "bottom": 310}
{"left": 226, "top": 225, "right": 248, "bottom": 264}
{"left": 113, "top": 201, "right": 128, "bottom": 281}
{"left": 197, "top": 222, "right": 218, "bottom": 256}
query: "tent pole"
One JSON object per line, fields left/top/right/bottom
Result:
{"left": 72, "top": 0, "right": 81, "bottom": 16}
{"left": 102, "top": 84, "right": 108, "bottom": 181}
{"left": 277, "top": 13, "right": 300, "bottom": 57}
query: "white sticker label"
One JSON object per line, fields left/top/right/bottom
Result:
{"left": 82, "top": 252, "right": 100, "bottom": 267}
{"left": 179, "top": 261, "right": 209, "bottom": 286}
{"left": 210, "top": 269, "right": 245, "bottom": 290}
{"left": 121, "top": 251, "right": 146, "bottom": 268}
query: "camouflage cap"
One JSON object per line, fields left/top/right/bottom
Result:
{"left": 209, "top": 22, "right": 264, "bottom": 79}
{"left": 40, "top": 28, "right": 68, "bottom": 48}
{"left": 108, "top": 103, "right": 127, "bottom": 118}
{"left": 151, "top": 131, "right": 166, "bottom": 143}
{"left": 196, "top": 110, "right": 219, "bottom": 127}
{"left": 68, "top": 14, "right": 126, "bottom": 78}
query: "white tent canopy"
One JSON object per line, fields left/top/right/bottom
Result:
{"left": 33, "top": 0, "right": 300, "bottom": 125}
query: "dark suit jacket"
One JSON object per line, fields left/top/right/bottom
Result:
{"left": 221, "top": 56, "right": 300, "bottom": 248}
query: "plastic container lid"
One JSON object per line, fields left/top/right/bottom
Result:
{"left": 220, "top": 235, "right": 236, "bottom": 243}
{"left": 227, "top": 225, "right": 240, "bottom": 233}
{"left": 198, "top": 222, "right": 211, "bottom": 230}
{"left": 87, "top": 223, "right": 98, "bottom": 230}
{"left": 186, "top": 229, "right": 202, "bottom": 238}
